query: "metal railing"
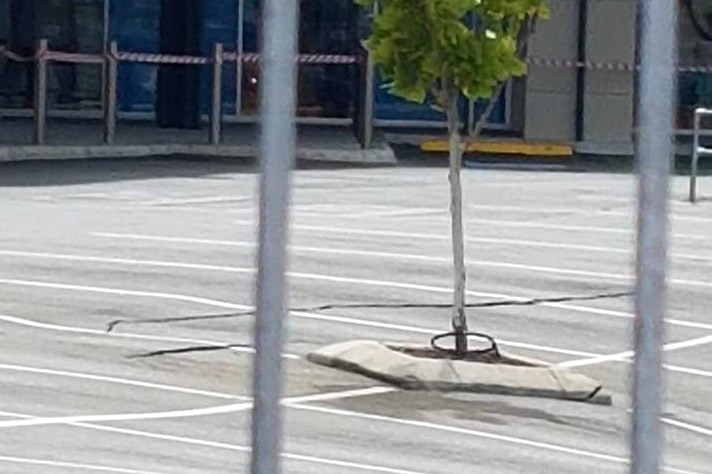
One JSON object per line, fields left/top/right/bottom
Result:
{"left": 690, "top": 107, "right": 712, "bottom": 203}
{"left": 1, "top": 40, "right": 373, "bottom": 149}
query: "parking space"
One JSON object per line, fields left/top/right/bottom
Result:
{"left": 0, "top": 159, "right": 710, "bottom": 473}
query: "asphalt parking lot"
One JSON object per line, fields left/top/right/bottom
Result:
{"left": 0, "top": 158, "right": 710, "bottom": 474}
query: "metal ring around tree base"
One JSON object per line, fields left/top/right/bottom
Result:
{"left": 430, "top": 331, "right": 500, "bottom": 359}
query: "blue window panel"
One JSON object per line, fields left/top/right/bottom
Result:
{"left": 373, "top": 70, "right": 468, "bottom": 123}
{"left": 110, "top": 0, "right": 160, "bottom": 113}
{"left": 200, "top": 0, "right": 237, "bottom": 115}
{"left": 374, "top": 73, "right": 507, "bottom": 125}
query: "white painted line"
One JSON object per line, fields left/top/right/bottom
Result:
{"left": 332, "top": 208, "right": 447, "bottom": 219}
{"left": 0, "top": 413, "right": 430, "bottom": 474}
{"left": 662, "top": 418, "right": 712, "bottom": 437}
{"left": 7, "top": 245, "right": 712, "bottom": 291}
{"left": 0, "top": 312, "right": 300, "bottom": 360}
{"left": 16, "top": 243, "right": 712, "bottom": 333}
{"left": 0, "top": 386, "right": 392, "bottom": 429}
{"left": 559, "top": 335, "right": 712, "bottom": 368}
{"left": 0, "top": 455, "right": 169, "bottom": 474}
{"left": 0, "top": 362, "right": 241, "bottom": 400}
{"left": 0, "top": 402, "right": 254, "bottom": 428}
{"left": 1, "top": 279, "right": 708, "bottom": 378}
{"left": 92, "top": 230, "right": 712, "bottom": 265}
{"left": 94, "top": 230, "right": 632, "bottom": 257}
{"left": 289, "top": 216, "right": 709, "bottom": 241}
{"left": 467, "top": 204, "right": 712, "bottom": 224}
{"left": 662, "top": 364, "right": 712, "bottom": 378}
{"left": 286, "top": 404, "right": 701, "bottom": 474}
{"left": 0, "top": 279, "right": 603, "bottom": 360}
{"left": 151, "top": 196, "right": 252, "bottom": 207}
{"left": 282, "top": 386, "right": 396, "bottom": 404}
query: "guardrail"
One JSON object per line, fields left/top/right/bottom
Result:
{"left": 690, "top": 107, "right": 712, "bottom": 203}
{"left": 1, "top": 40, "right": 365, "bottom": 147}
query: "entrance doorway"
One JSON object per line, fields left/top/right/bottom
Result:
{"left": 240, "top": 0, "right": 359, "bottom": 119}
{"left": 155, "top": 0, "right": 203, "bottom": 129}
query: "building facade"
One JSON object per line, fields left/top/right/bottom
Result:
{"left": 1, "top": 0, "right": 711, "bottom": 153}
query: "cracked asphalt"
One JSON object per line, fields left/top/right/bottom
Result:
{"left": 0, "top": 157, "right": 710, "bottom": 474}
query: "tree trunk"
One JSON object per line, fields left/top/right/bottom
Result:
{"left": 445, "top": 91, "right": 468, "bottom": 355}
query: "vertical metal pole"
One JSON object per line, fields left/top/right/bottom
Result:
{"left": 363, "top": 45, "right": 375, "bottom": 149}
{"left": 236, "top": 0, "right": 245, "bottom": 115}
{"left": 631, "top": 0, "right": 677, "bottom": 472}
{"left": 249, "top": 0, "right": 297, "bottom": 473}
{"left": 34, "top": 39, "right": 48, "bottom": 146}
{"left": 690, "top": 109, "right": 701, "bottom": 203}
{"left": 101, "top": 0, "right": 110, "bottom": 107}
{"left": 104, "top": 41, "right": 118, "bottom": 145}
{"left": 210, "top": 43, "right": 223, "bottom": 145}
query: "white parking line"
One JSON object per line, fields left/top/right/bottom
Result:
{"left": 559, "top": 334, "right": 712, "bottom": 368}
{"left": 0, "top": 455, "right": 169, "bottom": 474}
{"left": 290, "top": 217, "right": 710, "bottom": 241}
{"left": 8, "top": 244, "right": 712, "bottom": 292}
{"left": 1, "top": 281, "right": 709, "bottom": 380}
{"left": 0, "top": 411, "right": 431, "bottom": 474}
{"left": 0, "top": 279, "right": 612, "bottom": 360}
{"left": 10, "top": 245, "right": 712, "bottom": 333}
{"left": 281, "top": 404, "right": 701, "bottom": 474}
{"left": 0, "top": 386, "right": 393, "bottom": 429}
{"left": 462, "top": 204, "right": 712, "bottom": 224}
{"left": 662, "top": 418, "right": 712, "bottom": 437}
{"left": 0, "top": 363, "right": 243, "bottom": 400}
{"left": 92, "top": 229, "right": 712, "bottom": 264}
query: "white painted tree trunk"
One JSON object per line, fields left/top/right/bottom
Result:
{"left": 445, "top": 93, "right": 468, "bottom": 354}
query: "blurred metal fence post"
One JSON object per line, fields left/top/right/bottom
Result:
{"left": 691, "top": 109, "right": 701, "bottom": 203}
{"left": 210, "top": 43, "right": 223, "bottom": 145}
{"left": 363, "top": 45, "right": 375, "bottom": 149}
{"left": 249, "top": 0, "right": 298, "bottom": 473}
{"left": 689, "top": 108, "right": 712, "bottom": 203}
{"left": 631, "top": 0, "right": 677, "bottom": 472}
{"left": 104, "top": 41, "right": 118, "bottom": 145}
{"left": 34, "top": 39, "right": 48, "bottom": 146}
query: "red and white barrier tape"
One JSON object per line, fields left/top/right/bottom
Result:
{"left": 223, "top": 52, "right": 357, "bottom": 64}
{"left": 3, "top": 45, "right": 712, "bottom": 72}
{"left": 45, "top": 50, "right": 104, "bottom": 64}
{"left": 528, "top": 57, "right": 712, "bottom": 73}
{"left": 116, "top": 52, "right": 210, "bottom": 65}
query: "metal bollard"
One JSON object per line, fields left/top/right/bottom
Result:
{"left": 210, "top": 43, "right": 223, "bottom": 146}
{"left": 104, "top": 42, "right": 118, "bottom": 145}
{"left": 34, "top": 39, "right": 48, "bottom": 146}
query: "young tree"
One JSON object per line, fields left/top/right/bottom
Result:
{"left": 359, "top": 0, "right": 547, "bottom": 355}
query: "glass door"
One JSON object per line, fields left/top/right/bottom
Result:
{"left": 240, "top": 0, "right": 358, "bottom": 119}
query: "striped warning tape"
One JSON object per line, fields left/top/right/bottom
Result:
{"left": 3, "top": 45, "right": 711, "bottom": 72}
{"left": 528, "top": 57, "right": 637, "bottom": 71}
{"left": 528, "top": 57, "right": 712, "bottom": 73}
{"left": 45, "top": 51, "right": 104, "bottom": 64}
{"left": 116, "top": 52, "right": 210, "bottom": 65}
{"left": 223, "top": 52, "right": 357, "bottom": 64}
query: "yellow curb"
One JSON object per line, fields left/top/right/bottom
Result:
{"left": 420, "top": 139, "right": 573, "bottom": 157}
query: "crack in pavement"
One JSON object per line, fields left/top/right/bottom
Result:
{"left": 106, "top": 290, "right": 633, "bottom": 333}
{"left": 127, "top": 343, "right": 254, "bottom": 359}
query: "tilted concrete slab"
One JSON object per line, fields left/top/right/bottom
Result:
{"left": 307, "top": 340, "right": 612, "bottom": 405}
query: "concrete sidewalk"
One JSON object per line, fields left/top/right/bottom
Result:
{"left": 0, "top": 117, "right": 396, "bottom": 165}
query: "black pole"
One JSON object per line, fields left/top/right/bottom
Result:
{"left": 575, "top": 0, "right": 588, "bottom": 142}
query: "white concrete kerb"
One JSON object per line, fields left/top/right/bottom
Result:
{"left": 307, "top": 340, "right": 612, "bottom": 405}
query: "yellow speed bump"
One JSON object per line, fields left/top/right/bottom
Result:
{"left": 420, "top": 138, "right": 573, "bottom": 157}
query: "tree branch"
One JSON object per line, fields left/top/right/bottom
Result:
{"left": 468, "top": 16, "right": 539, "bottom": 142}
